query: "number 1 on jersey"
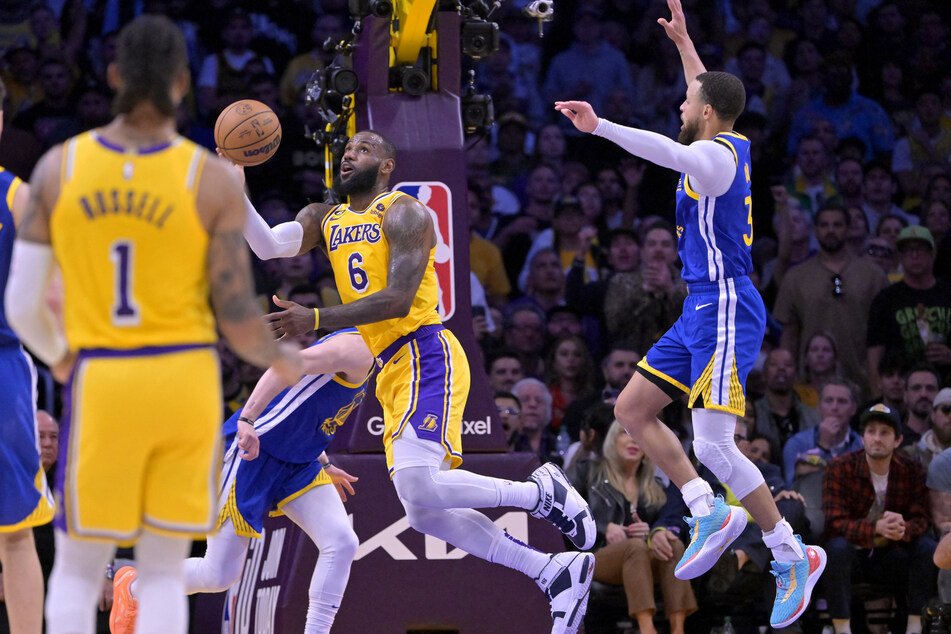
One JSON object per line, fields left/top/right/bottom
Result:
{"left": 110, "top": 241, "right": 140, "bottom": 326}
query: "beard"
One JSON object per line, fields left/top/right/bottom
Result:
{"left": 818, "top": 234, "right": 846, "bottom": 254}
{"left": 333, "top": 165, "right": 379, "bottom": 198}
{"left": 678, "top": 117, "right": 701, "bottom": 145}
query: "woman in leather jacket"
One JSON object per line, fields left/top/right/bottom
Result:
{"left": 568, "top": 421, "right": 696, "bottom": 634}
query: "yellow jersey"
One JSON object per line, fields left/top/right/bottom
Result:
{"left": 50, "top": 131, "right": 216, "bottom": 350}
{"left": 321, "top": 191, "right": 441, "bottom": 356}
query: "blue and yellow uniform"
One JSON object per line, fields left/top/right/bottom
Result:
{"left": 639, "top": 132, "right": 766, "bottom": 416}
{"left": 51, "top": 131, "right": 221, "bottom": 543}
{"left": 218, "top": 330, "right": 368, "bottom": 537}
{"left": 321, "top": 191, "right": 469, "bottom": 475}
{"left": 0, "top": 168, "right": 54, "bottom": 532}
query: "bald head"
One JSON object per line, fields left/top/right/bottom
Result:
{"left": 37, "top": 410, "right": 59, "bottom": 472}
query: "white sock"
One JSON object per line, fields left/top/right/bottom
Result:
{"left": 46, "top": 531, "right": 115, "bottom": 634}
{"left": 487, "top": 530, "right": 550, "bottom": 580}
{"left": 497, "top": 479, "right": 542, "bottom": 511}
{"left": 134, "top": 531, "right": 190, "bottom": 634}
{"left": 762, "top": 518, "right": 804, "bottom": 563}
{"left": 680, "top": 477, "right": 715, "bottom": 517}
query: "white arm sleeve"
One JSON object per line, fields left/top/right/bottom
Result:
{"left": 594, "top": 119, "right": 738, "bottom": 197}
{"left": 243, "top": 196, "right": 304, "bottom": 260}
{"left": 5, "top": 241, "right": 68, "bottom": 366}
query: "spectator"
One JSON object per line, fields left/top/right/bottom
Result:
{"left": 903, "top": 364, "right": 942, "bottom": 448}
{"left": 279, "top": 13, "right": 346, "bottom": 107}
{"left": 11, "top": 58, "right": 77, "bottom": 150}
{"left": 545, "top": 305, "right": 584, "bottom": 343}
{"left": 794, "top": 332, "right": 841, "bottom": 408}
{"left": 863, "top": 162, "right": 919, "bottom": 231}
{"left": 893, "top": 88, "right": 951, "bottom": 203}
{"left": 870, "top": 355, "right": 910, "bottom": 419}
{"left": 545, "top": 335, "right": 596, "bottom": 435}
{"left": 534, "top": 123, "right": 567, "bottom": 175}
{"left": 495, "top": 391, "right": 529, "bottom": 452}
{"left": 562, "top": 342, "right": 641, "bottom": 441}
{"left": 490, "top": 112, "right": 533, "bottom": 191}
{"left": 830, "top": 157, "right": 866, "bottom": 212}
{"left": 774, "top": 204, "right": 889, "bottom": 396}
{"left": 468, "top": 181, "right": 511, "bottom": 307}
{"left": 822, "top": 403, "right": 937, "bottom": 634}
{"left": 786, "top": 54, "right": 895, "bottom": 162}
{"left": 511, "top": 248, "right": 565, "bottom": 314}
{"left": 868, "top": 226, "right": 951, "bottom": 396}
{"left": 782, "top": 37, "right": 824, "bottom": 128}
{"left": 518, "top": 195, "right": 600, "bottom": 293}
{"left": 877, "top": 213, "right": 910, "bottom": 247}
{"left": 196, "top": 9, "right": 274, "bottom": 121}
{"left": 494, "top": 164, "right": 557, "bottom": 283}
{"left": 486, "top": 349, "right": 525, "bottom": 393}
{"left": 567, "top": 422, "right": 697, "bottom": 634}
{"left": 511, "top": 378, "right": 559, "bottom": 463}
{"left": 753, "top": 348, "right": 821, "bottom": 466}
{"left": 863, "top": 235, "right": 902, "bottom": 282}
{"left": 762, "top": 191, "right": 815, "bottom": 295}
{"left": 502, "top": 306, "right": 546, "bottom": 379}
{"left": 602, "top": 221, "right": 686, "bottom": 354}
{"left": 1, "top": 43, "right": 40, "bottom": 118}
{"left": 786, "top": 135, "right": 837, "bottom": 216}
{"left": 922, "top": 199, "right": 951, "bottom": 248}
{"left": 563, "top": 402, "right": 614, "bottom": 469}
{"left": 782, "top": 377, "right": 863, "bottom": 487}
{"left": 543, "top": 6, "right": 634, "bottom": 137}
{"left": 906, "top": 388, "right": 951, "bottom": 470}
{"left": 845, "top": 205, "right": 870, "bottom": 257}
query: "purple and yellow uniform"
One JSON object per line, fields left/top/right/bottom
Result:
{"left": 321, "top": 191, "right": 470, "bottom": 475}
{"left": 51, "top": 131, "right": 221, "bottom": 543}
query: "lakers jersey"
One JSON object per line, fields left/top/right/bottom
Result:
{"left": 675, "top": 132, "right": 755, "bottom": 284}
{"left": 321, "top": 191, "right": 442, "bottom": 356}
{"left": 0, "top": 167, "right": 25, "bottom": 347}
{"left": 50, "top": 131, "right": 216, "bottom": 350}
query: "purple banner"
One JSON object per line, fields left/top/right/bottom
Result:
{"left": 193, "top": 453, "right": 567, "bottom": 633}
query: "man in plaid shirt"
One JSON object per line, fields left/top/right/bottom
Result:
{"left": 822, "top": 404, "right": 938, "bottom": 634}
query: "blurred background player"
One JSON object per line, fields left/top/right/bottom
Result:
{"left": 4, "top": 15, "right": 298, "bottom": 634}
{"left": 0, "top": 74, "right": 53, "bottom": 634}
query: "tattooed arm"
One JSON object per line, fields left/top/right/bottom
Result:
{"left": 199, "top": 157, "right": 301, "bottom": 383}
{"left": 267, "top": 196, "right": 435, "bottom": 338}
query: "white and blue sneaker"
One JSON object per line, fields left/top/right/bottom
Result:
{"left": 769, "top": 538, "right": 827, "bottom": 628}
{"left": 529, "top": 462, "right": 596, "bottom": 550}
{"left": 675, "top": 495, "right": 748, "bottom": 580}
{"left": 535, "top": 551, "right": 595, "bottom": 634}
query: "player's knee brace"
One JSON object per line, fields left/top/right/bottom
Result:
{"left": 692, "top": 409, "right": 764, "bottom": 500}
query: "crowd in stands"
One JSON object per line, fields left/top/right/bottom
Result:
{"left": 3, "top": 0, "right": 951, "bottom": 632}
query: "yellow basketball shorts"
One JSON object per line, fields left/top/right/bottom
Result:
{"left": 57, "top": 344, "right": 221, "bottom": 543}
{"left": 375, "top": 326, "right": 470, "bottom": 476}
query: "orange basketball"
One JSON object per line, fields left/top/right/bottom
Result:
{"left": 214, "top": 99, "right": 282, "bottom": 166}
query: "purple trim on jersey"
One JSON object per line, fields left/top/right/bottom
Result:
{"left": 77, "top": 343, "right": 212, "bottom": 358}
{"left": 93, "top": 134, "right": 176, "bottom": 155}
{"left": 376, "top": 324, "right": 445, "bottom": 366}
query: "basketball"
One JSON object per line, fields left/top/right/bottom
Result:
{"left": 214, "top": 99, "right": 282, "bottom": 166}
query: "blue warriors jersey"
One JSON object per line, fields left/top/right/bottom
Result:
{"left": 675, "top": 132, "right": 754, "bottom": 284}
{"left": 223, "top": 330, "right": 368, "bottom": 464}
{"left": 0, "top": 168, "right": 25, "bottom": 347}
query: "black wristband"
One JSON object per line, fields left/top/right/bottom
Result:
{"left": 238, "top": 416, "right": 254, "bottom": 425}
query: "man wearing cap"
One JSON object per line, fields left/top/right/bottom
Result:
{"left": 868, "top": 225, "right": 951, "bottom": 396}
{"left": 906, "top": 388, "right": 951, "bottom": 470}
{"left": 490, "top": 111, "right": 533, "bottom": 190}
{"left": 823, "top": 404, "right": 937, "bottom": 634}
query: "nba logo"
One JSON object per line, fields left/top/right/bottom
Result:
{"left": 394, "top": 182, "right": 455, "bottom": 320}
